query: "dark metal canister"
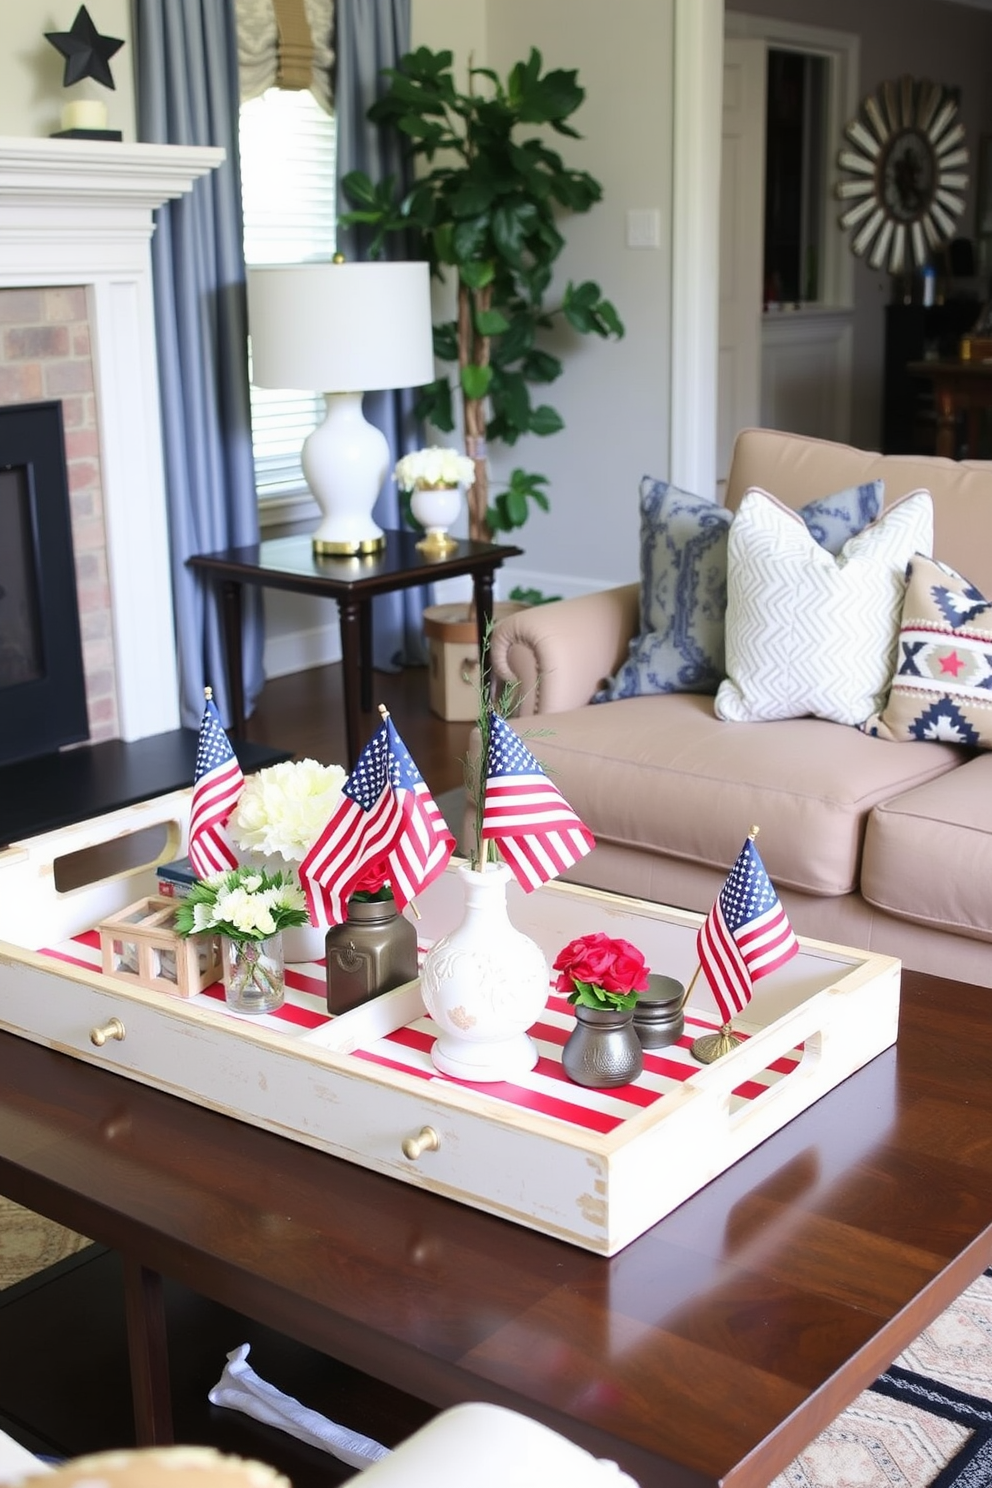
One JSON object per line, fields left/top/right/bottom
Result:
{"left": 632, "top": 973, "right": 686, "bottom": 1049}
{"left": 325, "top": 899, "right": 418, "bottom": 1016}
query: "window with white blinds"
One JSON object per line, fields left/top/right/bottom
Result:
{"left": 240, "top": 87, "right": 337, "bottom": 503}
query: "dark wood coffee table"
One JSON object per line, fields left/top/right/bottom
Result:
{"left": 0, "top": 968, "right": 989, "bottom": 1487}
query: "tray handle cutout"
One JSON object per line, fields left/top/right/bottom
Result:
{"left": 726, "top": 1029, "right": 823, "bottom": 1126}
{"left": 54, "top": 821, "right": 181, "bottom": 894}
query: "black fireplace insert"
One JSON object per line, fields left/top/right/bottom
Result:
{"left": 0, "top": 399, "right": 89, "bottom": 768}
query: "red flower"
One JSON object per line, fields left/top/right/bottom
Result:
{"left": 349, "top": 859, "right": 391, "bottom": 897}
{"left": 552, "top": 932, "right": 650, "bottom": 996}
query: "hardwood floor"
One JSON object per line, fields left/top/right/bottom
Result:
{"left": 243, "top": 660, "right": 472, "bottom": 796}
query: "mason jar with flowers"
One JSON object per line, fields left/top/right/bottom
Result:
{"left": 554, "top": 933, "right": 650, "bottom": 1088}
{"left": 175, "top": 865, "right": 309, "bottom": 1015}
{"left": 394, "top": 445, "right": 476, "bottom": 557}
{"left": 231, "top": 758, "right": 347, "bottom": 963}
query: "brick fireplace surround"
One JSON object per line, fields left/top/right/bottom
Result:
{"left": 0, "top": 137, "right": 222, "bottom": 747}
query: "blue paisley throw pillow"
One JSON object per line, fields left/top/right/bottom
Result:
{"left": 596, "top": 476, "right": 884, "bottom": 701}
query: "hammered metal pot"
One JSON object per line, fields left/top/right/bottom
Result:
{"left": 562, "top": 1005, "right": 644, "bottom": 1088}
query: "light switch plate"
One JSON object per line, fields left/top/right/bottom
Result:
{"left": 626, "top": 208, "right": 662, "bottom": 249}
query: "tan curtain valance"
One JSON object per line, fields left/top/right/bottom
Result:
{"left": 236, "top": 0, "right": 334, "bottom": 114}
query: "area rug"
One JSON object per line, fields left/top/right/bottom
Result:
{"left": 769, "top": 1267, "right": 992, "bottom": 1488}
{"left": 0, "top": 1197, "right": 90, "bottom": 1290}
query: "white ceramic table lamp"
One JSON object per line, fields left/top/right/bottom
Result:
{"left": 246, "top": 260, "right": 434, "bottom": 555}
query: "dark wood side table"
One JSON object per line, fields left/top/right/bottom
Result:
{"left": 1, "top": 969, "right": 991, "bottom": 1487}
{"left": 188, "top": 533, "right": 522, "bottom": 768}
{"left": 907, "top": 357, "right": 992, "bottom": 459}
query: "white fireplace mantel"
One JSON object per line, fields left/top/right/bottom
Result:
{"left": 0, "top": 137, "right": 224, "bottom": 740}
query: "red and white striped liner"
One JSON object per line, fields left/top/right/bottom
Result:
{"left": 41, "top": 932, "right": 802, "bottom": 1134}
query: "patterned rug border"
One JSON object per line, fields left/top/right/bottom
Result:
{"left": 872, "top": 1349, "right": 992, "bottom": 1488}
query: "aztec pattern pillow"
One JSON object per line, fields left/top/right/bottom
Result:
{"left": 714, "top": 488, "right": 933, "bottom": 727}
{"left": 596, "top": 476, "right": 884, "bottom": 701}
{"left": 862, "top": 553, "right": 992, "bottom": 747}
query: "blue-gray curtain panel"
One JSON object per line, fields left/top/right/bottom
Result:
{"left": 334, "top": 0, "right": 432, "bottom": 670}
{"left": 134, "top": 0, "right": 265, "bottom": 729}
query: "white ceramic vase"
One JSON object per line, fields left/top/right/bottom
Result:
{"left": 419, "top": 860, "right": 549, "bottom": 1082}
{"left": 410, "top": 483, "right": 462, "bottom": 556}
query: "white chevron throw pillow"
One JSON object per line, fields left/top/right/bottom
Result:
{"left": 715, "top": 488, "right": 934, "bottom": 726}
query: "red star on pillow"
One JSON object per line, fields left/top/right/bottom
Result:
{"left": 939, "top": 650, "right": 966, "bottom": 677}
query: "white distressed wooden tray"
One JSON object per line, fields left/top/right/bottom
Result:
{"left": 0, "top": 790, "right": 901, "bottom": 1255}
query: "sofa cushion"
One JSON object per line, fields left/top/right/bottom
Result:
{"left": 715, "top": 488, "right": 933, "bottom": 727}
{"left": 597, "top": 476, "right": 883, "bottom": 701}
{"left": 725, "top": 426, "right": 992, "bottom": 600}
{"left": 862, "top": 553, "right": 992, "bottom": 747}
{"left": 862, "top": 754, "right": 992, "bottom": 940}
{"left": 513, "top": 693, "right": 963, "bottom": 897}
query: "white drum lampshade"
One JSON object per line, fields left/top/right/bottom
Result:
{"left": 247, "top": 260, "right": 435, "bottom": 555}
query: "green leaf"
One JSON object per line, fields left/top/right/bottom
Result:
{"left": 460, "top": 363, "right": 493, "bottom": 401}
{"left": 522, "top": 348, "right": 562, "bottom": 383}
{"left": 509, "top": 585, "right": 560, "bottom": 605}
{"left": 452, "top": 214, "right": 490, "bottom": 261}
{"left": 415, "top": 378, "right": 453, "bottom": 431}
{"left": 432, "top": 321, "right": 459, "bottom": 362}
{"left": 490, "top": 313, "right": 533, "bottom": 366}
{"left": 529, "top": 404, "right": 564, "bottom": 436}
{"left": 597, "top": 300, "right": 626, "bottom": 337}
{"left": 474, "top": 306, "right": 510, "bottom": 336}
{"left": 459, "top": 260, "right": 495, "bottom": 290}
{"left": 490, "top": 369, "right": 531, "bottom": 433}
{"left": 564, "top": 279, "right": 600, "bottom": 311}
{"left": 341, "top": 171, "right": 380, "bottom": 209}
{"left": 492, "top": 201, "right": 537, "bottom": 264}
{"left": 432, "top": 222, "right": 456, "bottom": 265}
{"left": 567, "top": 980, "right": 639, "bottom": 1011}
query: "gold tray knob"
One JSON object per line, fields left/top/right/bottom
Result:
{"left": 90, "top": 1017, "right": 126, "bottom": 1047}
{"left": 402, "top": 1126, "right": 439, "bottom": 1161}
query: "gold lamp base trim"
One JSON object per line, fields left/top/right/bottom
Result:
{"left": 312, "top": 534, "right": 387, "bottom": 557}
{"left": 416, "top": 532, "right": 459, "bottom": 559}
{"left": 691, "top": 1025, "right": 743, "bottom": 1064}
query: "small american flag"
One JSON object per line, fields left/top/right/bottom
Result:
{"left": 299, "top": 715, "right": 454, "bottom": 926}
{"left": 187, "top": 695, "right": 244, "bottom": 879}
{"left": 697, "top": 835, "right": 799, "bottom": 1025}
{"left": 481, "top": 713, "right": 594, "bottom": 891}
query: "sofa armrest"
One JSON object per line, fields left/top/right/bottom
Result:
{"left": 490, "top": 583, "right": 640, "bottom": 716}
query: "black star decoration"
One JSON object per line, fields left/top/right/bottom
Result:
{"left": 45, "top": 6, "right": 124, "bottom": 91}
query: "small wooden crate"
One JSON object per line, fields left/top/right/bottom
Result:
{"left": 97, "top": 895, "right": 222, "bottom": 998}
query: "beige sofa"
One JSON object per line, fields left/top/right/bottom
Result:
{"left": 490, "top": 428, "right": 992, "bottom": 987}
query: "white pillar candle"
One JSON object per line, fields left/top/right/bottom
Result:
{"left": 61, "top": 99, "right": 108, "bottom": 131}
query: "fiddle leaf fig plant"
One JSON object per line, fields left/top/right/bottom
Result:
{"left": 342, "top": 46, "right": 624, "bottom": 543}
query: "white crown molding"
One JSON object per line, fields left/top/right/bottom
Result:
{"left": 0, "top": 139, "right": 225, "bottom": 741}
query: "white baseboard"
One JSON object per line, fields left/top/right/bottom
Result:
{"left": 262, "top": 566, "right": 618, "bottom": 679}
{"left": 264, "top": 616, "right": 342, "bottom": 680}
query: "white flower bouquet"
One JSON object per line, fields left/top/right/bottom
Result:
{"left": 231, "top": 758, "right": 347, "bottom": 864}
{"left": 394, "top": 445, "right": 476, "bottom": 491}
{"left": 175, "top": 866, "right": 308, "bottom": 943}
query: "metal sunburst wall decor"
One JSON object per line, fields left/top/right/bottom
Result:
{"left": 836, "top": 76, "right": 969, "bottom": 273}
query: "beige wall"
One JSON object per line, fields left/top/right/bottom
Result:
{"left": 0, "top": 2, "right": 135, "bottom": 140}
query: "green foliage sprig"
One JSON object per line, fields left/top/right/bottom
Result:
{"left": 342, "top": 46, "right": 624, "bottom": 542}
